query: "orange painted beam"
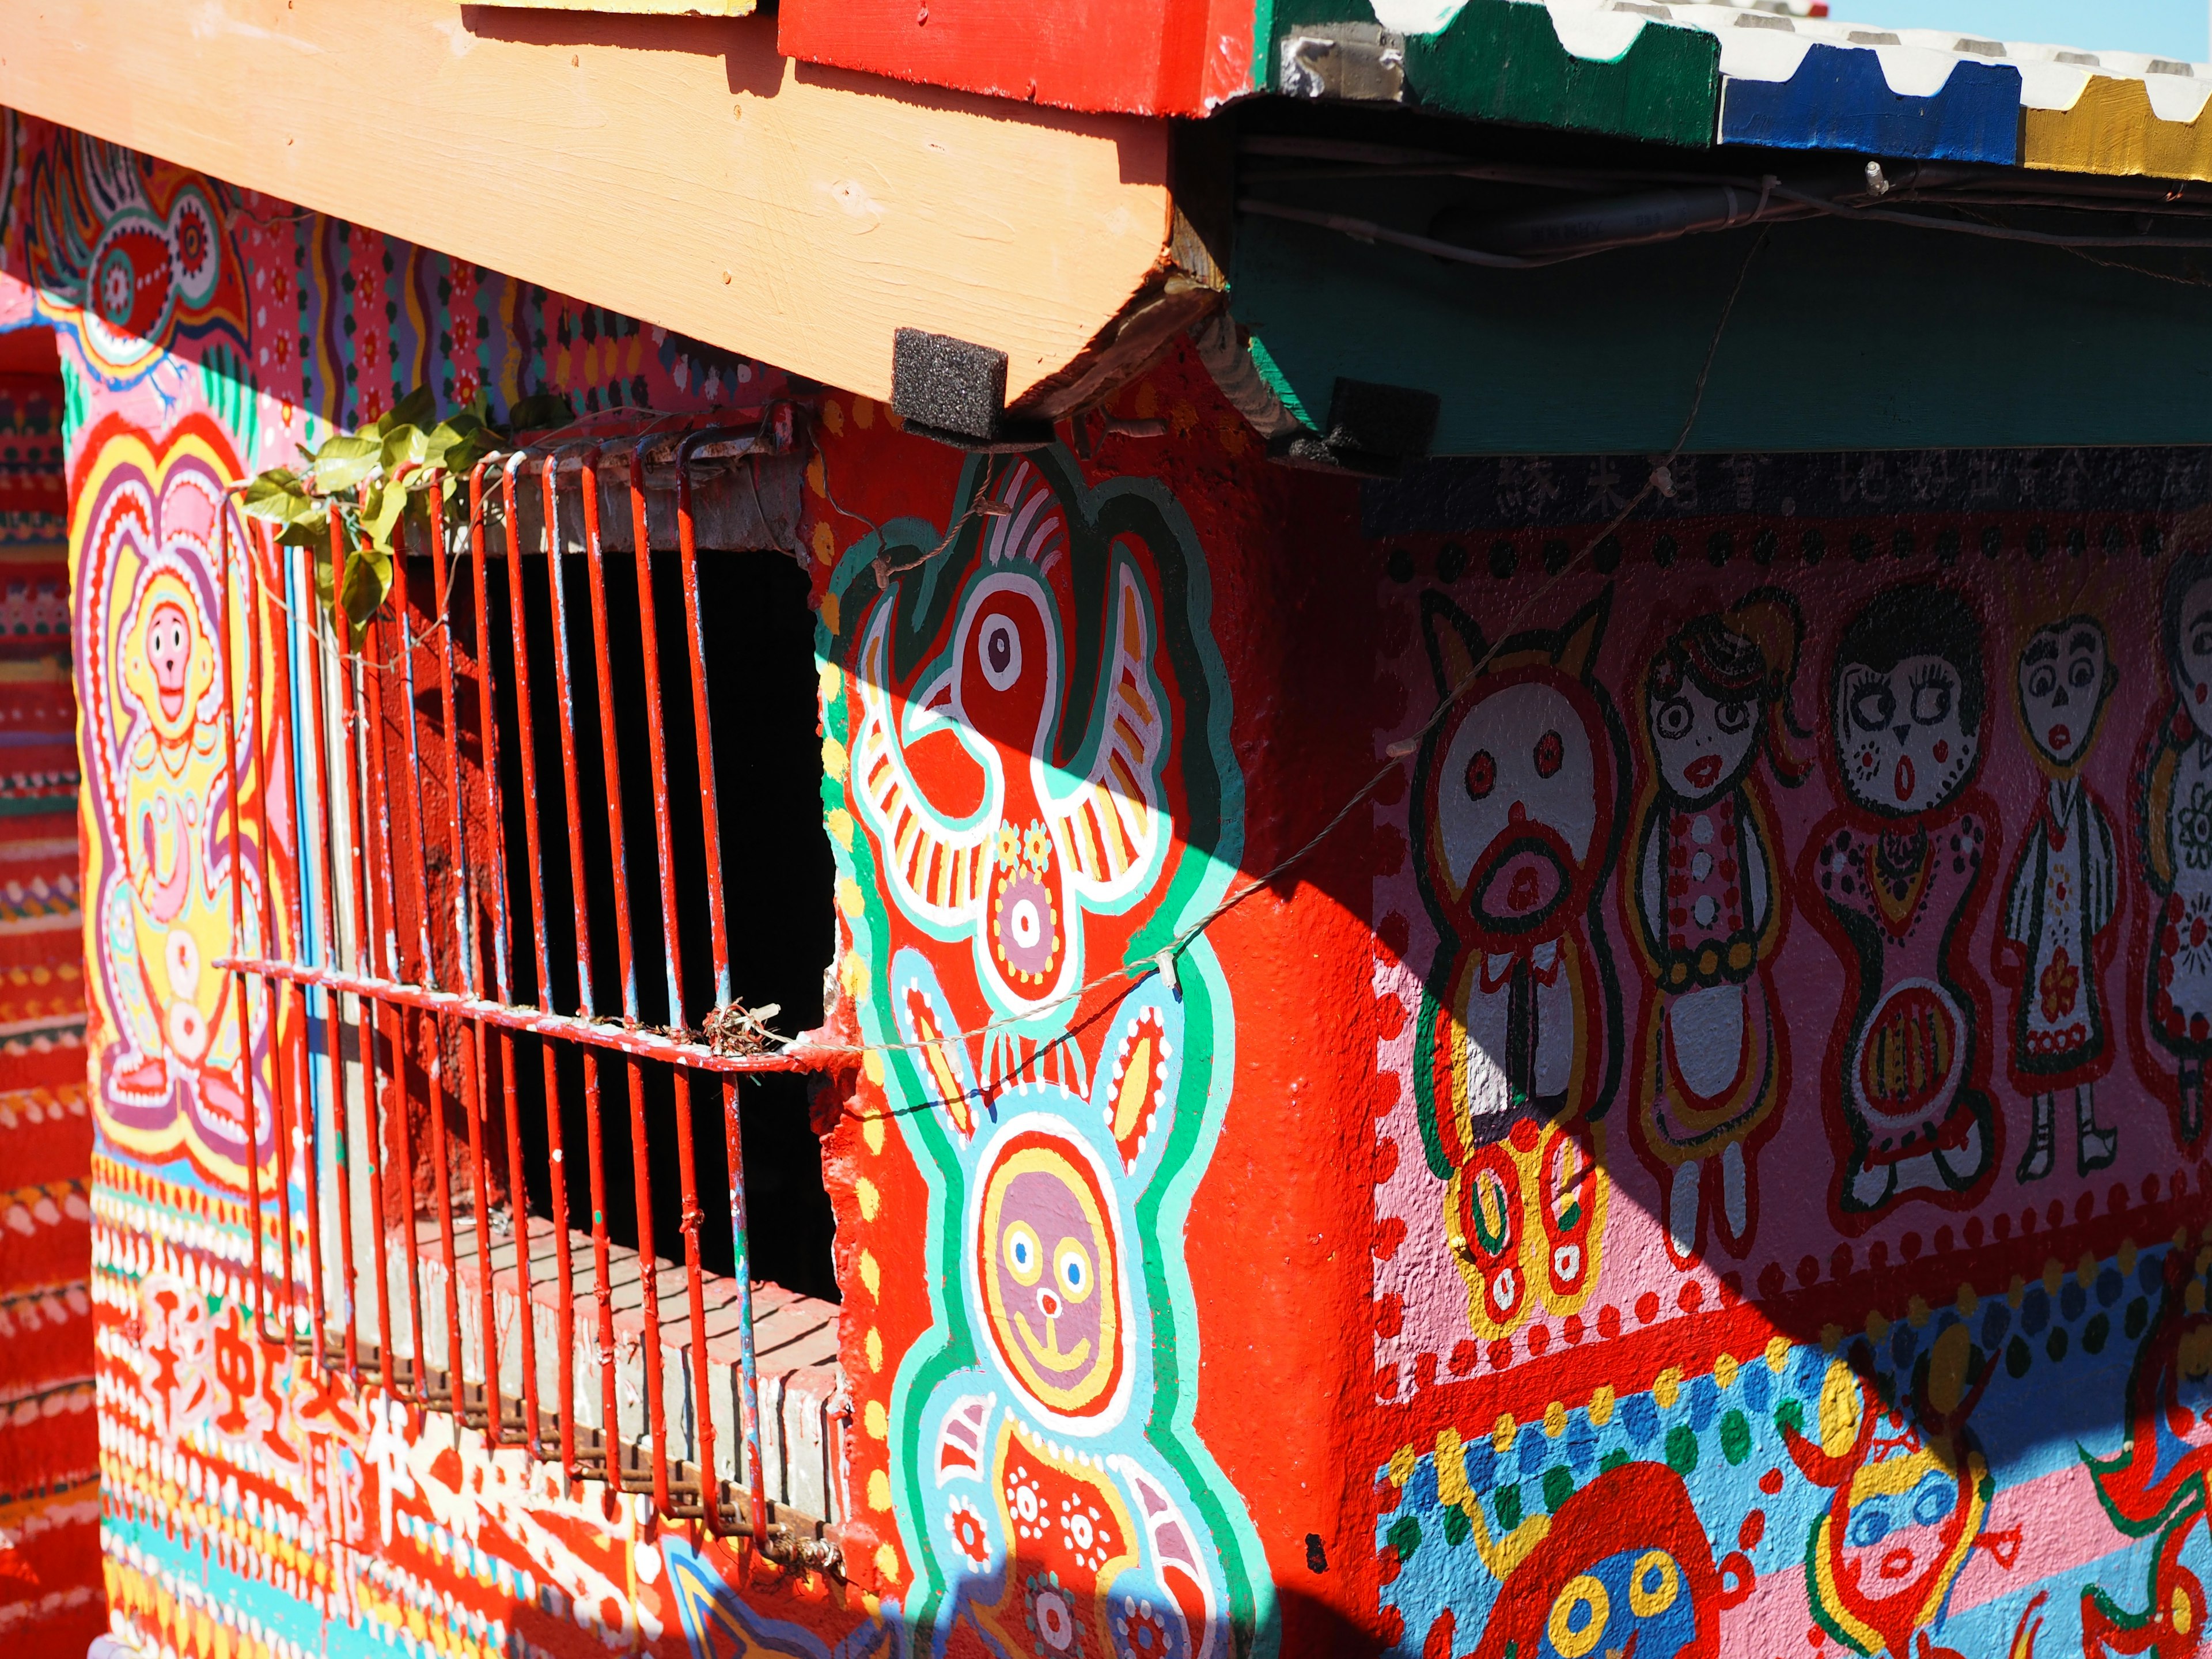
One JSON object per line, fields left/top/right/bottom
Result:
{"left": 0, "top": 0, "right": 1173, "bottom": 402}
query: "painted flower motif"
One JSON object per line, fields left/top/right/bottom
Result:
{"left": 1056, "top": 1494, "right": 1114, "bottom": 1573}
{"left": 2039, "top": 946, "right": 2080, "bottom": 1022}
{"left": 1006, "top": 1463, "right": 1049, "bottom": 1544}
{"left": 1112, "top": 1596, "right": 1179, "bottom": 1659}
{"left": 2181, "top": 782, "right": 2212, "bottom": 872}
{"left": 1024, "top": 821, "right": 1054, "bottom": 874}
{"left": 997, "top": 825, "right": 1023, "bottom": 869}
{"left": 994, "top": 870, "right": 1059, "bottom": 983}
{"left": 946, "top": 1495, "right": 993, "bottom": 1567}
{"left": 1024, "top": 1571, "right": 1082, "bottom": 1659}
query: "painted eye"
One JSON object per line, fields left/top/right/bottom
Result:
{"left": 1910, "top": 1474, "right": 1957, "bottom": 1528}
{"left": 1465, "top": 751, "right": 1495, "bottom": 800}
{"left": 1003, "top": 1221, "right": 1042, "bottom": 1286}
{"left": 1628, "top": 1551, "right": 1680, "bottom": 1618}
{"left": 1654, "top": 698, "right": 1692, "bottom": 741}
{"left": 2069, "top": 657, "right": 2097, "bottom": 689}
{"left": 1714, "top": 699, "right": 1752, "bottom": 734}
{"left": 980, "top": 618, "right": 1022, "bottom": 691}
{"left": 2193, "top": 626, "right": 2212, "bottom": 659}
{"left": 1846, "top": 1502, "right": 1893, "bottom": 1548}
{"left": 2027, "top": 665, "right": 2056, "bottom": 699}
{"left": 1054, "top": 1239, "right": 1094, "bottom": 1304}
{"left": 1850, "top": 681, "right": 1895, "bottom": 733}
{"left": 1534, "top": 730, "right": 1564, "bottom": 778}
{"left": 1546, "top": 1575, "right": 1610, "bottom": 1659}
{"left": 1911, "top": 677, "right": 1953, "bottom": 726}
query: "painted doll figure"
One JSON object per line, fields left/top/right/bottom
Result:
{"left": 1810, "top": 585, "right": 1996, "bottom": 1213}
{"left": 1629, "top": 589, "right": 1808, "bottom": 1263}
{"left": 2138, "top": 553, "right": 2212, "bottom": 1145}
{"left": 1411, "top": 591, "right": 1626, "bottom": 1340}
{"left": 1996, "top": 616, "right": 2119, "bottom": 1180}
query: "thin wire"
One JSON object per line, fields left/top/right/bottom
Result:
{"left": 815, "top": 230, "right": 1772, "bottom": 1071}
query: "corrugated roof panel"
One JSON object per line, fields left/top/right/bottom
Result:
{"left": 2011, "top": 50, "right": 2212, "bottom": 177}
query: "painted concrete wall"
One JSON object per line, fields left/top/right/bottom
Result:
{"left": 8, "top": 91, "right": 2212, "bottom": 1659}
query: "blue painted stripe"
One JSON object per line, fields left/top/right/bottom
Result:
{"left": 1719, "top": 48, "right": 2022, "bottom": 162}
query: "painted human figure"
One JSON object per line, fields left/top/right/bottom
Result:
{"left": 1629, "top": 589, "right": 1808, "bottom": 1263}
{"left": 1810, "top": 585, "right": 1997, "bottom": 1214}
{"left": 111, "top": 559, "right": 252, "bottom": 1127}
{"left": 1412, "top": 591, "right": 1627, "bottom": 1340}
{"left": 2138, "top": 554, "right": 2212, "bottom": 1146}
{"left": 1995, "top": 616, "right": 2119, "bottom": 1180}
{"left": 1782, "top": 1326, "right": 1995, "bottom": 1659}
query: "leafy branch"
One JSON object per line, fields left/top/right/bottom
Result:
{"left": 241, "top": 387, "right": 573, "bottom": 642}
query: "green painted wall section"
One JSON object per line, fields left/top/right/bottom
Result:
{"left": 1264, "top": 0, "right": 1719, "bottom": 147}
{"left": 1230, "top": 206, "right": 2212, "bottom": 454}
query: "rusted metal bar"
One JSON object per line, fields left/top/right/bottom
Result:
{"left": 472, "top": 460, "right": 540, "bottom": 1448}
{"left": 578, "top": 449, "right": 672, "bottom": 1510}
{"left": 334, "top": 508, "right": 397, "bottom": 1391}
{"left": 429, "top": 505, "right": 503, "bottom": 1440}
{"left": 676, "top": 427, "right": 773, "bottom": 1548}
{"left": 357, "top": 575, "right": 431, "bottom": 1404}
{"left": 503, "top": 455, "right": 580, "bottom": 1482}
{"left": 541, "top": 452, "right": 623, "bottom": 1480}
{"left": 297, "top": 529, "right": 359, "bottom": 1377}
{"left": 391, "top": 522, "right": 469, "bottom": 1413}
{"left": 623, "top": 434, "right": 724, "bottom": 1531}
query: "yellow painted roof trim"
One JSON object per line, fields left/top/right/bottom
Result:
{"left": 2024, "top": 77, "right": 2212, "bottom": 180}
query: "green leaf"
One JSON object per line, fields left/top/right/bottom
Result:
{"left": 311, "top": 433, "right": 381, "bottom": 492}
{"left": 380, "top": 420, "right": 430, "bottom": 478}
{"left": 506, "top": 391, "right": 573, "bottom": 433}
{"left": 339, "top": 543, "right": 393, "bottom": 627}
{"left": 359, "top": 482, "right": 409, "bottom": 546}
{"left": 240, "top": 468, "right": 310, "bottom": 524}
{"left": 376, "top": 385, "right": 437, "bottom": 437}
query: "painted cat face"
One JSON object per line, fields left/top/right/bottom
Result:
{"left": 1648, "top": 672, "right": 1758, "bottom": 807}
{"left": 2016, "top": 618, "right": 2111, "bottom": 770}
{"left": 977, "top": 1127, "right": 1126, "bottom": 1420}
{"left": 1835, "top": 653, "right": 1978, "bottom": 819}
{"left": 1435, "top": 672, "right": 1602, "bottom": 941}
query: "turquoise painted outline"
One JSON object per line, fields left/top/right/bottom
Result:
{"left": 816, "top": 446, "right": 1272, "bottom": 1659}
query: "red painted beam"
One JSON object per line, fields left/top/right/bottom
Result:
{"left": 776, "top": 0, "right": 1259, "bottom": 117}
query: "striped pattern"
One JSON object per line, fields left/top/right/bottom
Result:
{"left": 0, "top": 379, "right": 101, "bottom": 1653}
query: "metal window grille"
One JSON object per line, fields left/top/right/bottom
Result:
{"left": 214, "top": 413, "right": 844, "bottom": 1564}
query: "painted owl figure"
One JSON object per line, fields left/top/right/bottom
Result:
{"left": 851, "top": 456, "right": 1169, "bottom": 1094}
{"left": 893, "top": 950, "right": 1231, "bottom": 1659}
{"left": 1411, "top": 591, "right": 1627, "bottom": 1343}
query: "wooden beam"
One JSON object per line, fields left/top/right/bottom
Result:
{"left": 0, "top": 0, "right": 1172, "bottom": 403}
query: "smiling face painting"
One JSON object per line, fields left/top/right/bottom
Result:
{"left": 977, "top": 1125, "right": 1127, "bottom": 1421}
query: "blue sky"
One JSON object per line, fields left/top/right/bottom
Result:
{"left": 1826, "top": 0, "right": 2207, "bottom": 56}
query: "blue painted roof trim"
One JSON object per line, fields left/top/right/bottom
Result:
{"left": 1718, "top": 51, "right": 2022, "bottom": 161}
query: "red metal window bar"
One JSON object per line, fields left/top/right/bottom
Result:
{"left": 215, "top": 412, "right": 845, "bottom": 1565}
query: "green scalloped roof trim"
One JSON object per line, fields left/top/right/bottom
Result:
{"left": 1264, "top": 0, "right": 1719, "bottom": 148}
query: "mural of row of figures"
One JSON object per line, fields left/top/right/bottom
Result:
{"left": 1408, "top": 558, "right": 2212, "bottom": 1328}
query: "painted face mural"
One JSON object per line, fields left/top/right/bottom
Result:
{"left": 827, "top": 446, "right": 1265, "bottom": 1658}
{"left": 78, "top": 419, "right": 281, "bottom": 1183}
{"left": 2138, "top": 556, "right": 2212, "bottom": 1147}
{"left": 1627, "top": 589, "right": 1807, "bottom": 1266}
{"left": 1783, "top": 1331, "right": 1991, "bottom": 1659}
{"left": 1808, "top": 584, "right": 1996, "bottom": 1217}
{"left": 1412, "top": 592, "right": 1626, "bottom": 1341}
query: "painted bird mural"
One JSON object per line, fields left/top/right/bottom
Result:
{"left": 850, "top": 456, "right": 1171, "bottom": 1104}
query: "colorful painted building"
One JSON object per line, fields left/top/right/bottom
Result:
{"left": 13, "top": 3, "right": 2212, "bottom": 1657}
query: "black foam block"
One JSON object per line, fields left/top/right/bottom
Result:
{"left": 1326, "top": 377, "right": 1440, "bottom": 464}
{"left": 892, "top": 328, "right": 1008, "bottom": 442}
